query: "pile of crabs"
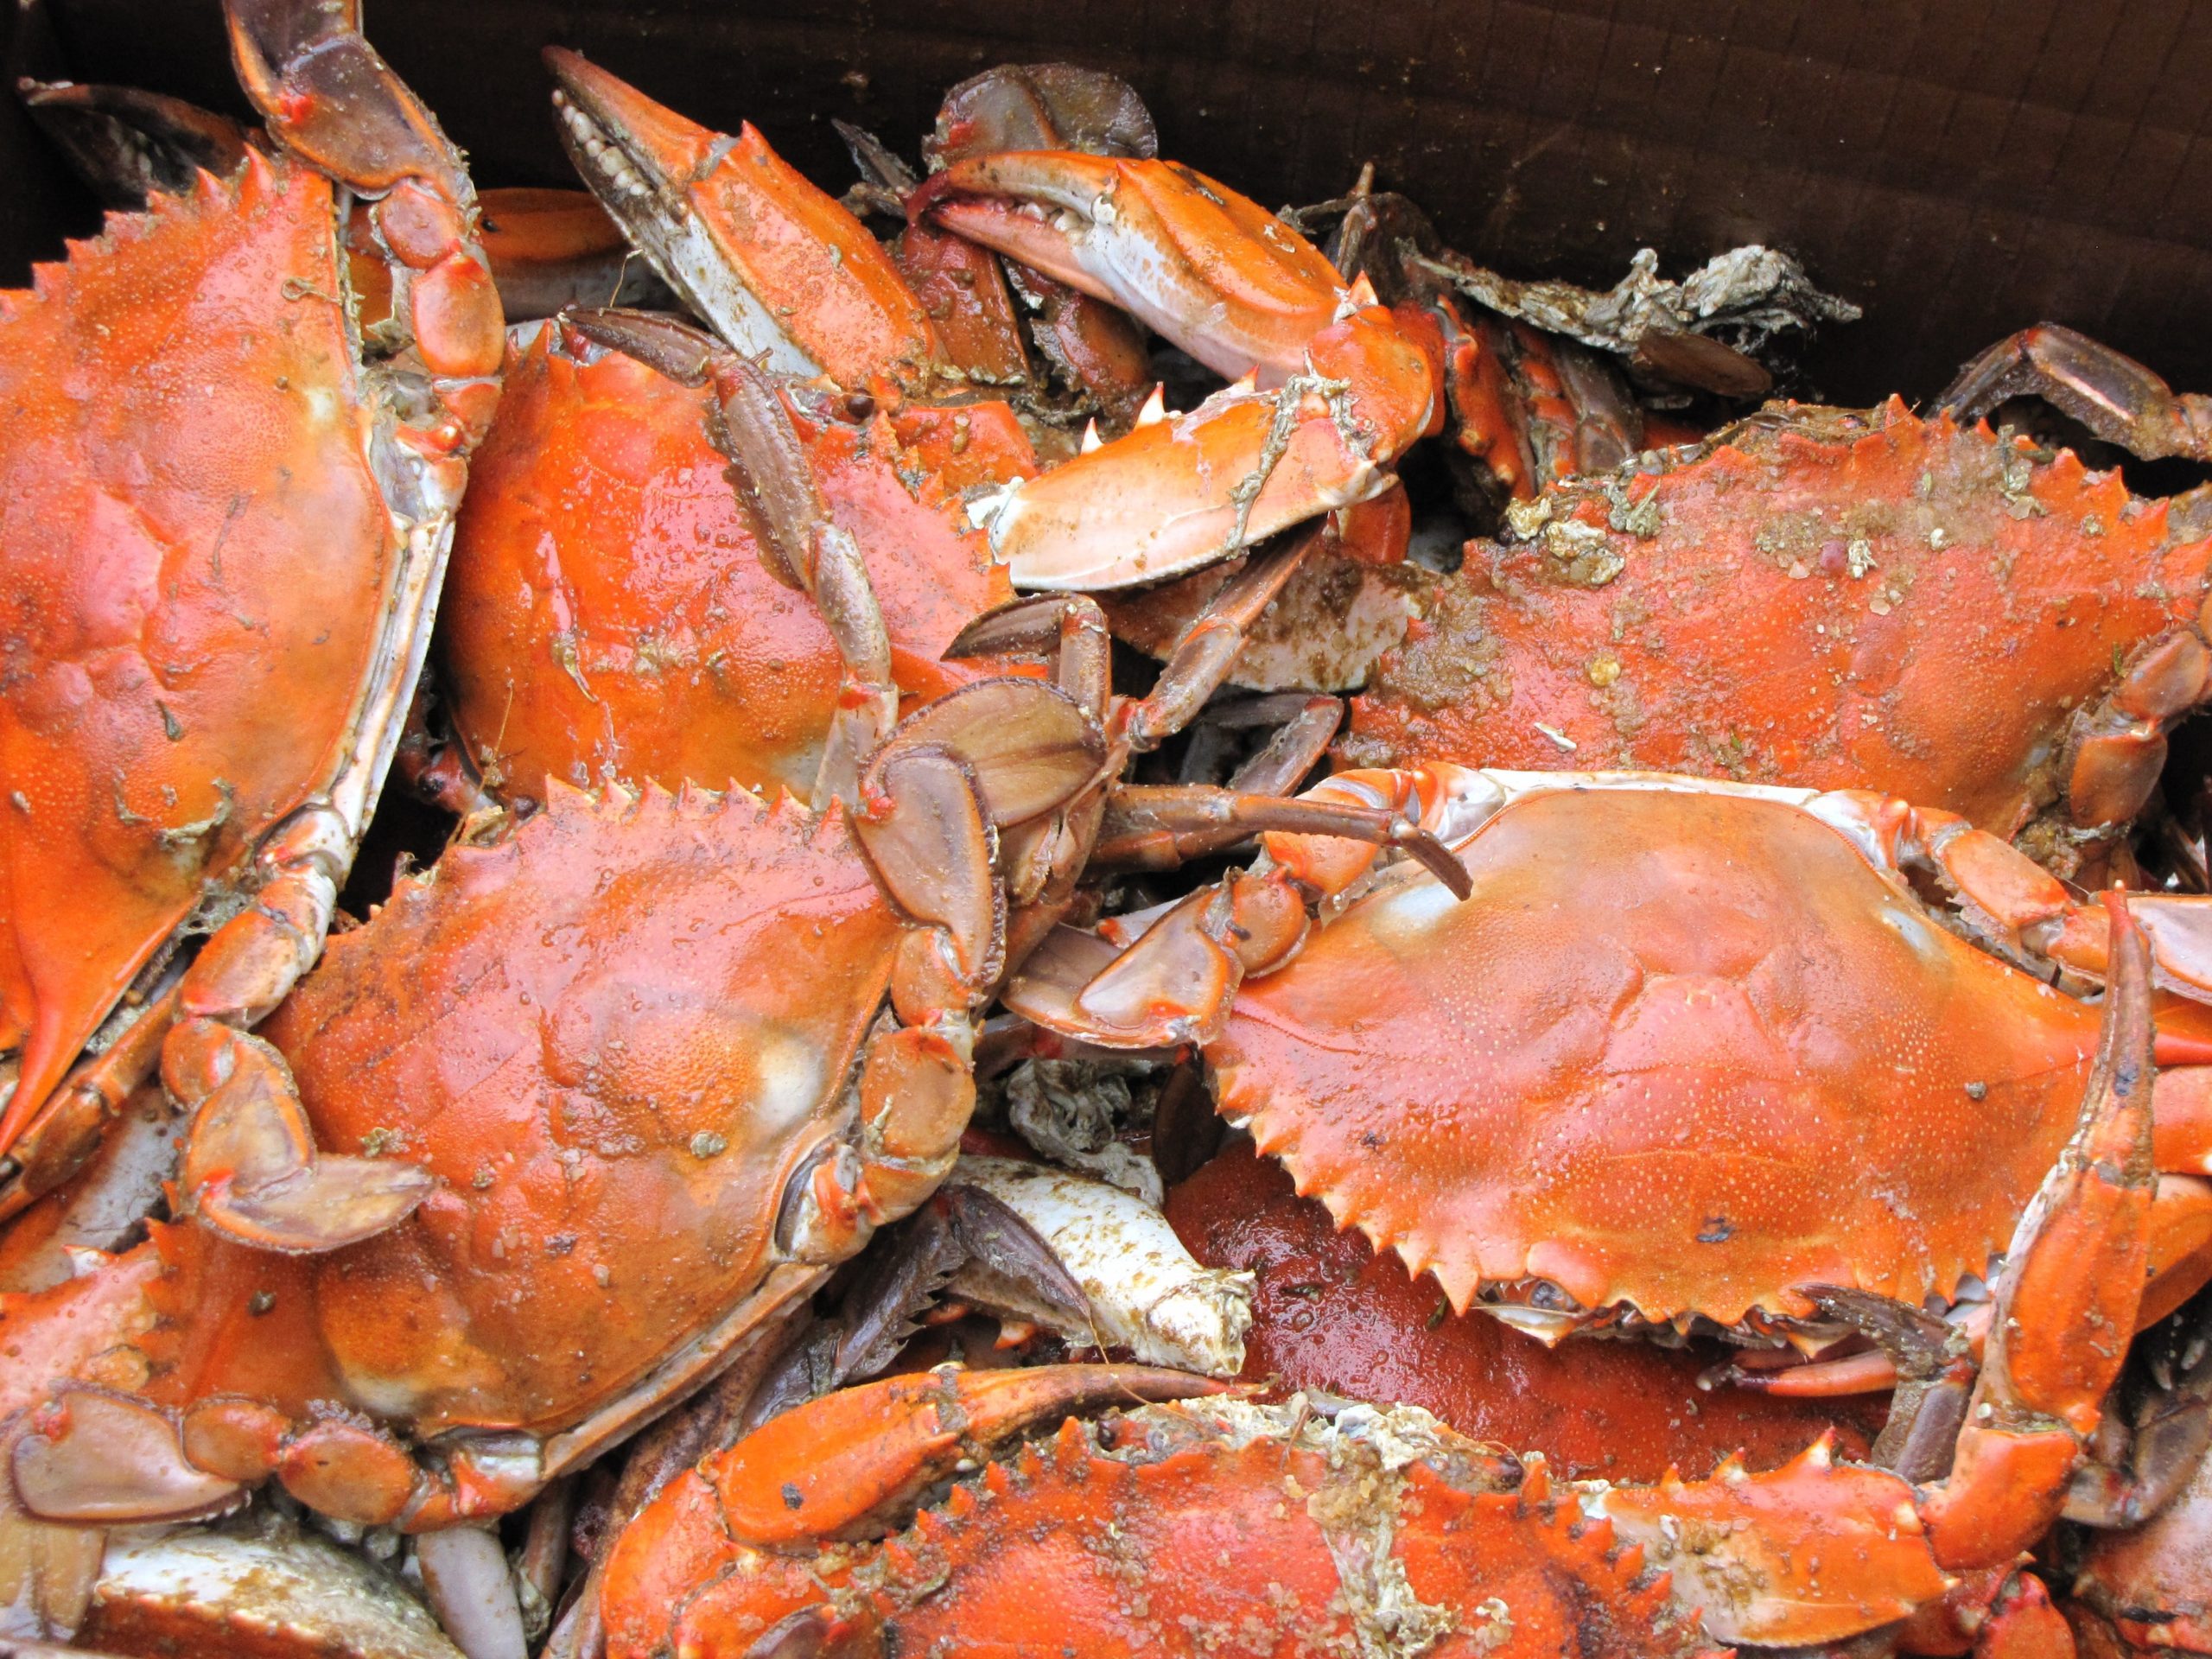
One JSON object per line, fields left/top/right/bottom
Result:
{"left": 6, "top": 4, "right": 2212, "bottom": 1656}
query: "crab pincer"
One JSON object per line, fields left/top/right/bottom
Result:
{"left": 910, "top": 151, "right": 1441, "bottom": 589}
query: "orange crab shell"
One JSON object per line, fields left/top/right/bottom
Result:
{"left": 1165, "top": 1140, "right": 1890, "bottom": 1481}
{"left": 175, "top": 781, "right": 904, "bottom": 1440}
{"left": 604, "top": 1402, "right": 1702, "bottom": 1659}
{"left": 1344, "top": 402, "right": 2212, "bottom": 839}
{"left": 440, "top": 327, "right": 1020, "bottom": 803}
{"left": 1210, "top": 785, "right": 2106, "bottom": 1325}
{"left": 0, "top": 153, "right": 399, "bottom": 1130}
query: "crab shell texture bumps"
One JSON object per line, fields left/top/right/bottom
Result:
{"left": 154, "top": 782, "right": 900, "bottom": 1440}
{"left": 0, "top": 155, "right": 409, "bottom": 1135}
{"left": 1345, "top": 402, "right": 2212, "bottom": 839}
{"left": 603, "top": 1394, "right": 1705, "bottom": 1659}
{"left": 1166, "top": 1139, "right": 1890, "bottom": 1481}
{"left": 1211, "top": 782, "right": 2107, "bottom": 1327}
{"left": 440, "top": 324, "right": 1016, "bottom": 804}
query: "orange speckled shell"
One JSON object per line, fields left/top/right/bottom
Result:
{"left": 608, "top": 1414, "right": 1697, "bottom": 1659}
{"left": 0, "top": 155, "right": 397, "bottom": 1127}
{"left": 1347, "top": 404, "right": 2212, "bottom": 836}
{"left": 1165, "top": 1140, "right": 1887, "bottom": 1480}
{"left": 439, "top": 329, "right": 1014, "bottom": 802}
{"left": 1211, "top": 786, "right": 2104, "bottom": 1324}
{"left": 244, "top": 784, "right": 900, "bottom": 1437}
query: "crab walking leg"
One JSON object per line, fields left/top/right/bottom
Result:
{"left": 912, "top": 152, "right": 1439, "bottom": 588}
{"left": 953, "top": 523, "right": 1331, "bottom": 769}
{"left": 0, "top": 976, "right": 185, "bottom": 1214}
{"left": 1941, "top": 322, "right": 2212, "bottom": 465}
{"left": 1004, "top": 791, "right": 1471, "bottom": 1050}
{"left": 936, "top": 530, "right": 1360, "bottom": 946}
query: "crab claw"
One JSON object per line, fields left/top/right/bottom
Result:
{"left": 1919, "top": 889, "right": 2159, "bottom": 1568}
{"left": 705, "top": 1363, "right": 1224, "bottom": 1548}
{"left": 543, "top": 48, "right": 942, "bottom": 389}
{"left": 916, "top": 152, "right": 1437, "bottom": 587}
{"left": 979, "top": 304, "right": 1438, "bottom": 590}
{"left": 226, "top": 0, "right": 468, "bottom": 204}
{"left": 914, "top": 153, "right": 1342, "bottom": 383}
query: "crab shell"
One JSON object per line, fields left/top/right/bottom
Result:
{"left": 0, "top": 152, "right": 461, "bottom": 1140}
{"left": 603, "top": 1392, "right": 1707, "bottom": 1659}
{"left": 1164, "top": 1138, "right": 1890, "bottom": 1481}
{"left": 128, "top": 782, "right": 921, "bottom": 1469}
{"left": 1344, "top": 402, "right": 2212, "bottom": 845}
{"left": 1209, "top": 780, "right": 2109, "bottom": 1329}
{"left": 439, "top": 325, "right": 1025, "bottom": 804}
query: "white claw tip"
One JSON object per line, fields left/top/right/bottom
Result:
{"left": 1135, "top": 385, "right": 1168, "bottom": 427}
{"left": 964, "top": 479, "right": 1023, "bottom": 554}
{"left": 1080, "top": 418, "right": 1103, "bottom": 454}
{"left": 1228, "top": 368, "right": 1260, "bottom": 395}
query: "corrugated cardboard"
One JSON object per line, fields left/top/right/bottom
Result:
{"left": 9, "top": 1, "right": 2210, "bottom": 404}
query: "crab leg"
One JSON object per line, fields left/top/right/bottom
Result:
{"left": 1732, "top": 1162, "right": 2212, "bottom": 1402}
{"left": 230, "top": 0, "right": 503, "bottom": 450}
{"left": 16, "top": 79, "right": 251, "bottom": 204}
{"left": 1808, "top": 789, "right": 2212, "bottom": 999}
{"left": 1940, "top": 322, "right": 2212, "bottom": 464}
{"left": 914, "top": 155, "right": 1439, "bottom": 587}
{"left": 1923, "top": 893, "right": 2159, "bottom": 1564}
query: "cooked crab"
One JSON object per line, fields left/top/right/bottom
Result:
{"left": 0, "top": 0, "right": 502, "bottom": 1221}
{"left": 1009, "top": 766, "right": 2212, "bottom": 1353}
{"left": 600, "top": 912, "right": 2172, "bottom": 1651}
{"left": 1345, "top": 386, "right": 2212, "bottom": 872}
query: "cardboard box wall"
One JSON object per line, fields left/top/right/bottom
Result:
{"left": 4, "top": 0, "right": 2209, "bottom": 408}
